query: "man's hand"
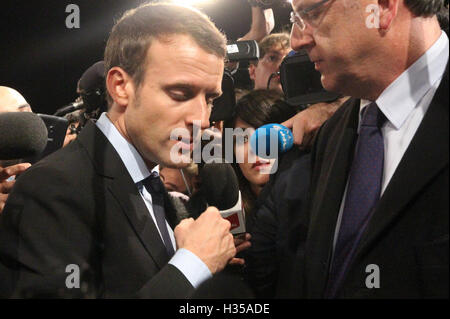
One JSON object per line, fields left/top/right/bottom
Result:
{"left": 174, "top": 207, "right": 236, "bottom": 274}
{"left": 0, "top": 163, "right": 31, "bottom": 213}
{"left": 282, "top": 101, "right": 342, "bottom": 148}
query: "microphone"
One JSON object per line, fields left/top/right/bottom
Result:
{"left": 187, "top": 163, "right": 246, "bottom": 235}
{"left": 250, "top": 123, "right": 294, "bottom": 159}
{"left": 53, "top": 101, "right": 84, "bottom": 117}
{"left": 0, "top": 112, "right": 48, "bottom": 160}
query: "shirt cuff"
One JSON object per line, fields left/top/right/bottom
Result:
{"left": 168, "top": 248, "right": 212, "bottom": 288}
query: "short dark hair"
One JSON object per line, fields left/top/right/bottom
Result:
{"left": 104, "top": 2, "right": 227, "bottom": 104}
{"left": 404, "top": 0, "right": 445, "bottom": 17}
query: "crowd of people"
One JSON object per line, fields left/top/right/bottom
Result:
{"left": 0, "top": 0, "right": 448, "bottom": 299}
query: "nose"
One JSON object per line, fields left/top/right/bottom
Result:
{"left": 186, "top": 95, "right": 211, "bottom": 130}
{"left": 290, "top": 24, "right": 314, "bottom": 52}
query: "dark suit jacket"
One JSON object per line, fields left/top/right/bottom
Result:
{"left": 0, "top": 122, "right": 194, "bottom": 298}
{"left": 288, "top": 65, "right": 449, "bottom": 298}
{"left": 244, "top": 148, "right": 311, "bottom": 298}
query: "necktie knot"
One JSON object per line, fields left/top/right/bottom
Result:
{"left": 361, "top": 102, "right": 386, "bottom": 128}
{"left": 143, "top": 172, "right": 163, "bottom": 194}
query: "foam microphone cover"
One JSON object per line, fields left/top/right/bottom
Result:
{"left": 0, "top": 112, "right": 48, "bottom": 160}
{"left": 199, "top": 163, "right": 240, "bottom": 210}
{"left": 250, "top": 123, "right": 294, "bottom": 158}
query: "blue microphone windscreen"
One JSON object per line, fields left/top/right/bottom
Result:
{"left": 250, "top": 124, "right": 293, "bottom": 159}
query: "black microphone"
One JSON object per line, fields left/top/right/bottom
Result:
{"left": 200, "top": 163, "right": 239, "bottom": 210}
{"left": 187, "top": 163, "right": 246, "bottom": 235}
{"left": 0, "top": 112, "right": 48, "bottom": 160}
{"left": 53, "top": 101, "right": 84, "bottom": 117}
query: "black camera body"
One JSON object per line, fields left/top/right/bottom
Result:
{"left": 280, "top": 50, "right": 341, "bottom": 106}
{"left": 211, "top": 40, "right": 260, "bottom": 122}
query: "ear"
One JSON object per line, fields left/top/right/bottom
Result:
{"left": 248, "top": 63, "right": 257, "bottom": 82}
{"left": 105, "top": 67, "right": 135, "bottom": 110}
{"left": 377, "top": 0, "right": 399, "bottom": 30}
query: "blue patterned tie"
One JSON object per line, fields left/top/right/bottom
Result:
{"left": 325, "top": 102, "right": 386, "bottom": 298}
{"left": 142, "top": 172, "right": 175, "bottom": 257}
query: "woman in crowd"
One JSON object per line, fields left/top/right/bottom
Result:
{"left": 223, "top": 89, "right": 299, "bottom": 229}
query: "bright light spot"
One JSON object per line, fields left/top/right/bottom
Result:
{"left": 169, "top": 0, "right": 215, "bottom": 6}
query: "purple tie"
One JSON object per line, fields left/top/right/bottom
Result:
{"left": 143, "top": 172, "right": 175, "bottom": 257}
{"left": 325, "top": 102, "right": 386, "bottom": 298}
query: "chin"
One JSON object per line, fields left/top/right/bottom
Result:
{"left": 164, "top": 157, "right": 192, "bottom": 169}
{"left": 269, "top": 83, "right": 283, "bottom": 94}
{"left": 321, "top": 73, "right": 341, "bottom": 94}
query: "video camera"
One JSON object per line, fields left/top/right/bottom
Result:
{"left": 279, "top": 50, "right": 341, "bottom": 107}
{"left": 210, "top": 40, "right": 259, "bottom": 122}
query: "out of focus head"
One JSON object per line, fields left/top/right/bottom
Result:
{"left": 104, "top": 2, "right": 227, "bottom": 169}
{"left": 160, "top": 163, "right": 199, "bottom": 195}
{"left": 0, "top": 86, "right": 32, "bottom": 113}
{"left": 249, "top": 33, "right": 291, "bottom": 93}
{"left": 224, "top": 89, "right": 298, "bottom": 208}
{"left": 290, "top": 0, "right": 444, "bottom": 100}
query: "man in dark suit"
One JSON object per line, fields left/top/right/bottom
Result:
{"left": 0, "top": 3, "right": 240, "bottom": 298}
{"left": 283, "top": 0, "right": 448, "bottom": 298}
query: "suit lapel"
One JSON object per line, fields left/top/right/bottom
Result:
{"left": 108, "top": 178, "right": 170, "bottom": 268}
{"left": 77, "top": 122, "right": 171, "bottom": 269}
{"left": 305, "top": 99, "right": 361, "bottom": 297}
{"left": 355, "top": 66, "right": 449, "bottom": 258}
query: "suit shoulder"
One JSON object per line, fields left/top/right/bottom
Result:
{"left": 321, "top": 97, "right": 358, "bottom": 134}
{"left": 12, "top": 139, "right": 94, "bottom": 196}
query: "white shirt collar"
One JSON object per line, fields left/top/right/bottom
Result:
{"left": 361, "top": 31, "right": 449, "bottom": 129}
{"left": 96, "top": 113, "right": 151, "bottom": 183}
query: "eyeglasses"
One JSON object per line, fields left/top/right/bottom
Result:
{"left": 290, "top": 0, "right": 331, "bottom": 31}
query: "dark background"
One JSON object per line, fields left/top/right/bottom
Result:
{"left": 0, "top": 0, "right": 291, "bottom": 115}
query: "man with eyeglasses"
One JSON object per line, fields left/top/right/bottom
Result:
{"left": 284, "top": 0, "right": 448, "bottom": 298}
{"left": 249, "top": 33, "right": 291, "bottom": 93}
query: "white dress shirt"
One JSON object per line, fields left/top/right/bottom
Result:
{"left": 96, "top": 113, "right": 211, "bottom": 288}
{"left": 333, "top": 31, "right": 449, "bottom": 251}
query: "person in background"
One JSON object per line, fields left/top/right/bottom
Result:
{"left": 0, "top": 86, "right": 32, "bottom": 114}
{"left": 244, "top": 95, "right": 349, "bottom": 298}
{"left": 249, "top": 33, "right": 291, "bottom": 93}
{"left": 0, "top": 86, "right": 32, "bottom": 214}
{"left": 223, "top": 89, "right": 298, "bottom": 227}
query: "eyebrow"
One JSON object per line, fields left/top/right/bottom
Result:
{"left": 164, "top": 83, "right": 222, "bottom": 99}
{"left": 2, "top": 103, "right": 30, "bottom": 110}
{"left": 17, "top": 103, "right": 31, "bottom": 110}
